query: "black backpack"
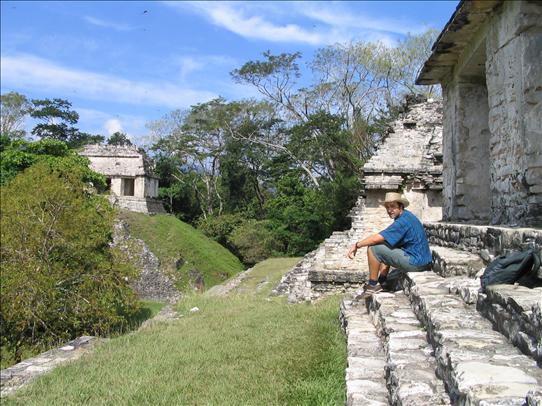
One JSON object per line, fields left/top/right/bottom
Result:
{"left": 480, "top": 249, "right": 541, "bottom": 291}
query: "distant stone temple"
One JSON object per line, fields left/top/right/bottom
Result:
{"left": 80, "top": 145, "right": 165, "bottom": 214}
{"left": 417, "top": 0, "right": 542, "bottom": 227}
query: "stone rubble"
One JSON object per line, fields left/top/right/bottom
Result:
{"left": 112, "top": 219, "right": 180, "bottom": 303}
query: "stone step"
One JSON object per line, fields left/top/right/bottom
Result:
{"left": 431, "top": 245, "right": 485, "bottom": 278}
{"left": 340, "top": 299, "right": 389, "bottom": 406}
{"left": 1, "top": 336, "right": 98, "bottom": 397}
{"left": 447, "top": 276, "right": 481, "bottom": 304}
{"left": 367, "top": 292, "right": 451, "bottom": 405}
{"left": 477, "top": 284, "right": 542, "bottom": 366}
{"left": 402, "top": 272, "right": 542, "bottom": 405}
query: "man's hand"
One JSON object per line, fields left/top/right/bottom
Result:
{"left": 347, "top": 243, "right": 358, "bottom": 260}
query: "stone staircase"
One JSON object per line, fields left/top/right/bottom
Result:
{"left": 273, "top": 197, "right": 370, "bottom": 302}
{"left": 341, "top": 236, "right": 542, "bottom": 405}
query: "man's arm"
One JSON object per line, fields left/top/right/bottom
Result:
{"left": 347, "top": 233, "right": 385, "bottom": 259}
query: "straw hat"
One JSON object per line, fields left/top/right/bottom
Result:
{"left": 382, "top": 192, "right": 409, "bottom": 208}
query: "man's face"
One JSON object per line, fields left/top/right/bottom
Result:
{"left": 384, "top": 202, "right": 403, "bottom": 219}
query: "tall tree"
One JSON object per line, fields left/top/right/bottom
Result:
{"left": 30, "top": 98, "right": 79, "bottom": 141}
{"left": 149, "top": 99, "right": 236, "bottom": 219}
{"left": 107, "top": 131, "right": 132, "bottom": 146}
{"left": 0, "top": 92, "right": 31, "bottom": 139}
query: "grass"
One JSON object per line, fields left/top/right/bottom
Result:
{"left": 128, "top": 300, "right": 167, "bottom": 327}
{"left": 1, "top": 300, "right": 166, "bottom": 370}
{"left": 229, "top": 257, "right": 301, "bottom": 296}
{"left": 117, "top": 211, "right": 245, "bottom": 290}
{"left": 5, "top": 259, "right": 346, "bottom": 405}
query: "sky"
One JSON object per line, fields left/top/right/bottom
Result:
{"left": 1, "top": 1, "right": 458, "bottom": 145}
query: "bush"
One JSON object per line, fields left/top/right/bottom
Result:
{"left": 0, "top": 162, "right": 139, "bottom": 366}
{"left": 229, "top": 220, "right": 283, "bottom": 265}
{"left": 0, "top": 138, "right": 105, "bottom": 189}
{"left": 196, "top": 213, "right": 247, "bottom": 249}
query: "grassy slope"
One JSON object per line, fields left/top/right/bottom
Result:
{"left": 6, "top": 258, "right": 347, "bottom": 405}
{"left": 118, "top": 211, "right": 245, "bottom": 290}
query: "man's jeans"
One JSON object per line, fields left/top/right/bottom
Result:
{"left": 370, "top": 243, "right": 431, "bottom": 272}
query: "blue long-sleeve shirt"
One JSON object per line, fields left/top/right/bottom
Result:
{"left": 380, "top": 210, "right": 432, "bottom": 266}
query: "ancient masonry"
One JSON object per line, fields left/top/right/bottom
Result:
{"left": 273, "top": 96, "right": 444, "bottom": 303}
{"left": 79, "top": 144, "right": 166, "bottom": 214}
{"left": 275, "top": 1, "right": 542, "bottom": 404}
{"left": 0, "top": 336, "right": 99, "bottom": 397}
{"left": 112, "top": 219, "right": 180, "bottom": 303}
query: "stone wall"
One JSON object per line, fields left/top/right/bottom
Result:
{"left": 442, "top": 83, "right": 491, "bottom": 223}
{"left": 440, "top": 1, "right": 542, "bottom": 227}
{"left": 424, "top": 221, "right": 542, "bottom": 260}
{"left": 109, "top": 196, "right": 166, "bottom": 214}
{"left": 485, "top": 0, "right": 542, "bottom": 227}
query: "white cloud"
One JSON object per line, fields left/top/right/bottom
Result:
{"left": 105, "top": 118, "right": 123, "bottom": 135}
{"left": 77, "top": 108, "right": 148, "bottom": 145}
{"left": 173, "top": 54, "right": 238, "bottom": 82}
{"left": 166, "top": 1, "right": 426, "bottom": 46}
{"left": 0, "top": 54, "right": 218, "bottom": 109}
{"left": 83, "top": 16, "right": 135, "bottom": 32}
{"left": 167, "top": 2, "right": 324, "bottom": 45}
{"left": 295, "top": 4, "right": 424, "bottom": 37}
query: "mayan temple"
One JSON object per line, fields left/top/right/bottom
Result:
{"left": 276, "top": 1, "right": 542, "bottom": 404}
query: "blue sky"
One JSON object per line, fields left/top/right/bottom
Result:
{"left": 1, "top": 1, "right": 458, "bottom": 145}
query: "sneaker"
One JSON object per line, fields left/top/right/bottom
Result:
{"left": 353, "top": 283, "right": 383, "bottom": 300}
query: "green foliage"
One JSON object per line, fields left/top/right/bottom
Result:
{"left": 107, "top": 131, "right": 132, "bottom": 146}
{"left": 229, "top": 220, "right": 283, "bottom": 265}
{"left": 196, "top": 212, "right": 247, "bottom": 248}
{"left": 265, "top": 172, "right": 360, "bottom": 256}
{"left": 117, "top": 211, "right": 244, "bottom": 290}
{"left": 30, "top": 98, "right": 79, "bottom": 141}
{"left": 66, "top": 132, "right": 105, "bottom": 149}
{"left": 28, "top": 98, "right": 103, "bottom": 148}
{"left": 0, "top": 138, "right": 106, "bottom": 189}
{"left": 0, "top": 163, "right": 140, "bottom": 366}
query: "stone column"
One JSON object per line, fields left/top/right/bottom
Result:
{"left": 442, "top": 81, "right": 491, "bottom": 223}
{"left": 486, "top": 0, "right": 542, "bottom": 226}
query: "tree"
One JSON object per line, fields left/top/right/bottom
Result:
{"left": 30, "top": 98, "right": 79, "bottom": 141}
{"left": 0, "top": 138, "right": 106, "bottom": 188}
{"left": 149, "top": 99, "right": 239, "bottom": 219}
{"left": 0, "top": 162, "right": 139, "bottom": 364}
{"left": 232, "top": 51, "right": 306, "bottom": 122}
{"left": 107, "top": 131, "right": 132, "bottom": 146}
{"left": 0, "top": 92, "right": 31, "bottom": 139}
{"left": 68, "top": 132, "right": 105, "bottom": 149}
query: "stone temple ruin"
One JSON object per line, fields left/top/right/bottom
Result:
{"left": 276, "top": 1, "right": 542, "bottom": 404}
{"left": 273, "top": 96, "right": 445, "bottom": 302}
{"left": 79, "top": 144, "right": 165, "bottom": 214}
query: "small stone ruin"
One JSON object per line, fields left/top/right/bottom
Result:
{"left": 79, "top": 144, "right": 165, "bottom": 214}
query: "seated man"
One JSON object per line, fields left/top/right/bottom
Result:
{"left": 346, "top": 192, "right": 432, "bottom": 299}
